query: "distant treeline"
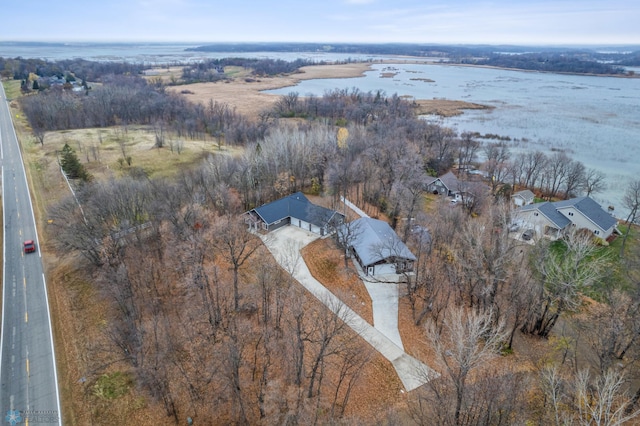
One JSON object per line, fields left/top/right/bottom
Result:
{"left": 0, "top": 57, "right": 146, "bottom": 81}
{"left": 467, "top": 53, "right": 627, "bottom": 75}
{"left": 188, "top": 43, "right": 640, "bottom": 75}
{"left": 187, "top": 42, "right": 466, "bottom": 57}
{"left": 179, "top": 57, "right": 321, "bottom": 84}
{"left": 20, "top": 74, "right": 267, "bottom": 145}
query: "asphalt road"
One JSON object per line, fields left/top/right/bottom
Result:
{"left": 0, "top": 85, "right": 62, "bottom": 425}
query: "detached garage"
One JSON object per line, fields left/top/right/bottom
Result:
{"left": 345, "top": 218, "right": 416, "bottom": 276}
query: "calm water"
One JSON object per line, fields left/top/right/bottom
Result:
{"left": 1, "top": 43, "right": 638, "bottom": 216}
{"left": 0, "top": 42, "right": 394, "bottom": 64}
{"left": 268, "top": 64, "right": 640, "bottom": 217}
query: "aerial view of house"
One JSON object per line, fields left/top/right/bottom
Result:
{"left": 245, "top": 192, "right": 345, "bottom": 236}
{"left": 344, "top": 217, "right": 417, "bottom": 276}
{"left": 514, "top": 195, "right": 619, "bottom": 241}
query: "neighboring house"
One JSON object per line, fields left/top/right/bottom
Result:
{"left": 245, "top": 192, "right": 344, "bottom": 236}
{"left": 511, "top": 189, "right": 535, "bottom": 207}
{"left": 553, "top": 196, "right": 619, "bottom": 240}
{"left": 514, "top": 201, "right": 572, "bottom": 240}
{"left": 514, "top": 196, "right": 618, "bottom": 241}
{"left": 426, "top": 171, "right": 490, "bottom": 204}
{"left": 345, "top": 217, "right": 416, "bottom": 276}
{"left": 426, "top": 171, "right": 460, "bottom": 197}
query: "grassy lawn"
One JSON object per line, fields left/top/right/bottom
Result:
{"left": 546, "top": 225, "right": 639, "bottom": 299}
{"left": 2, "top": 80, "right": 22, "bottom": 99}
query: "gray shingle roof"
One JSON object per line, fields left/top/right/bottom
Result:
{"left": 553, "top": 196, "right": 617, "bottom": 231}
{"left": 438, "top": 171, "right": 460, "bottom": 192}
{"left": 252, "top": 192, "right": 340, "bottom": 227}
{"left": 512, "top": 190, "right": 535, "bottom": 202}
{"left": 516, "top": 196, "right": 617, "bottom": 232}
{"left": 518, "top": 201, "right": 572, "bottom": 229}
{"left": 348, "top": 218, "right": 416, "bottom": 267}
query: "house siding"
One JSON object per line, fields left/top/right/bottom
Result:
{"left": 557, "top": 207, "right": 612, "bottom": 238}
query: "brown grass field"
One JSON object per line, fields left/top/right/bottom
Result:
{"left": 162, "top": 62, "right": 490, "bottom": 118}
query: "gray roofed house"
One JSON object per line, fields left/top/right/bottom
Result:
{"left": 426, "top": 171, "right": 460, "bottom": 196}
{"left": 514, "top": 196, "right": 618, "bottom": 241}
{"left": 245, "top": 192, "right": 344, "bottom": 236}
{"left": 553, "top": 196, "right": 618, "bottom": 239}
{"left": 425, "top": 171, "right": 490, "bottom": 204}
{"left": 511, "top": 189, "right": 535, "bottom": 207}
{"left": 345, "top": 217, "right": 416, "bottom": 276}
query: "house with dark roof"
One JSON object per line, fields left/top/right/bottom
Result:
{"left": 514, "top": 196, "right": 618, "bottom": 241}
{"left": 245, "top": 192, "right": 344, "bottom": 236}
{"left": 344, "top": 218, "right": 416, "bottom": 276}
{"left": 511, "top": 189, "right": 535, "bottom": 207}
{"left": 426, "top": 171, "right": 460, "bottom": 197}
{"left": 426, "top": 171, "right": 490, "bottom": 203}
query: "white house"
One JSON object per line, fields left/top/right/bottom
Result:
{"left": 514, "top": 196, "right": 618, "bottom": 241}
{"left": 511, "top": 189, "right": 535, "bottom": 207}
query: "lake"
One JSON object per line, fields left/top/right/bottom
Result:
{"left": 267, "top": 63, "right": 640, "bottom": 218}
{"left": 0, "top": 42, "right": 397, "bottom": 64}
{"left": 1, "top": 43, "right": 638, "bottom": 217}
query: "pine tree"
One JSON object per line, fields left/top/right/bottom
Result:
{"left": 60, "top": 143, "right": 91, "bottom": 182}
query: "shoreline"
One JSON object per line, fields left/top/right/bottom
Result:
{"left": 167, "top": 59, "right": 633, "bottom": 119}
{"left": 168, "top": 62, "right": 491, "bottom": 118}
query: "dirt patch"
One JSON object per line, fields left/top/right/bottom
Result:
{"left": 301, "top": 238, "right": 373, "bottom": 325}
{"left": 414, "top": 99, "right": 493, "bottom": 117}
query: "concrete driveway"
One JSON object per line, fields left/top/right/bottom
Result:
{"left": 259, "top": 226, "right": 437, "bottom": 391}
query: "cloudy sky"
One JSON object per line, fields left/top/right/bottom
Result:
{"left": 2, "top": 0, "right": 638, "bottom": 45}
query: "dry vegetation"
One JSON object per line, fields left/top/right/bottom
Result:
{"left": 301, "top": 238, "right": 373, "bottom": 324}
{"left": 7, "top": 58, "right": 640, "bottom": 425}
{"left": 163, "top": 62, "right": 488, "bottom": 118}
{"left": 165, "top": 63, "right": 373, "bottom": 118}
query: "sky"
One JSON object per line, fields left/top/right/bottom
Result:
{"left": 1, "top": 0, "right": 638, "bottom": 46}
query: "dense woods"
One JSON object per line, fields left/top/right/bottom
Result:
{"left": 470, "top": 53, "right": 626, "bottom": 75}
{"left": 7, "top": 56, "right": 640, "bottom": 424}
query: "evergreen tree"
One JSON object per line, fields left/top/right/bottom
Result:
{"left": 60, "top": 143, "right": 91, "bottom": 182}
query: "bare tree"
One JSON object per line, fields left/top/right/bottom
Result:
{"left": 522, "top": 229, "right": 611, "bottom": 337}
{"left": 426, "top": 307, "right": 507, "bottom": 425}
{"left": 483, "top": 142, "right": 511, "bottom": 194}
{"left": 583, "top": 167, "right": 607, "bottom": 196}
{"left": 562, "top": 159, "right": 586, "bottom": 199}
{"left": 541, "top": 366, "right": 640, "bottom": 426}
{"left": 456, "top": 132, "right": 480, "bottom": 172}
{"left": 212, "top": 215, "right": 262, "bottom": 311}
{"left": 542, "top": 152, "right": 570, "bottom": 199}
{"left": 620, "top": 179, "right": 640, "bottom": 256}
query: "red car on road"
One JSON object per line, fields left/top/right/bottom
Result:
{"left": 23, "top": 240, "right": 36, "bottom": 253}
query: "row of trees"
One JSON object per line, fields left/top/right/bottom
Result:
{"left": 0, "top": 56, "right": 147, "bottom": 82}
{"left": 472, "top": 53, "right": 626, "bottom": 75}
{"left": 20, "top": 75, "right": 266, "bottom": 145}
{"left": 180, "top": 58, "right": 318, "bottom": 84}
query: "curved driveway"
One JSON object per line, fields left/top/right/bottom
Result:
{"left": 259, "top": 226, "right": 436, "bottom": 391}
{"left": 0, "top": 84, "right": 62, "bottom": 424}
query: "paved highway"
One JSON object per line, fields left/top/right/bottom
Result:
{"left": 0, "top": 84, "right": 62, "bottom": 424}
